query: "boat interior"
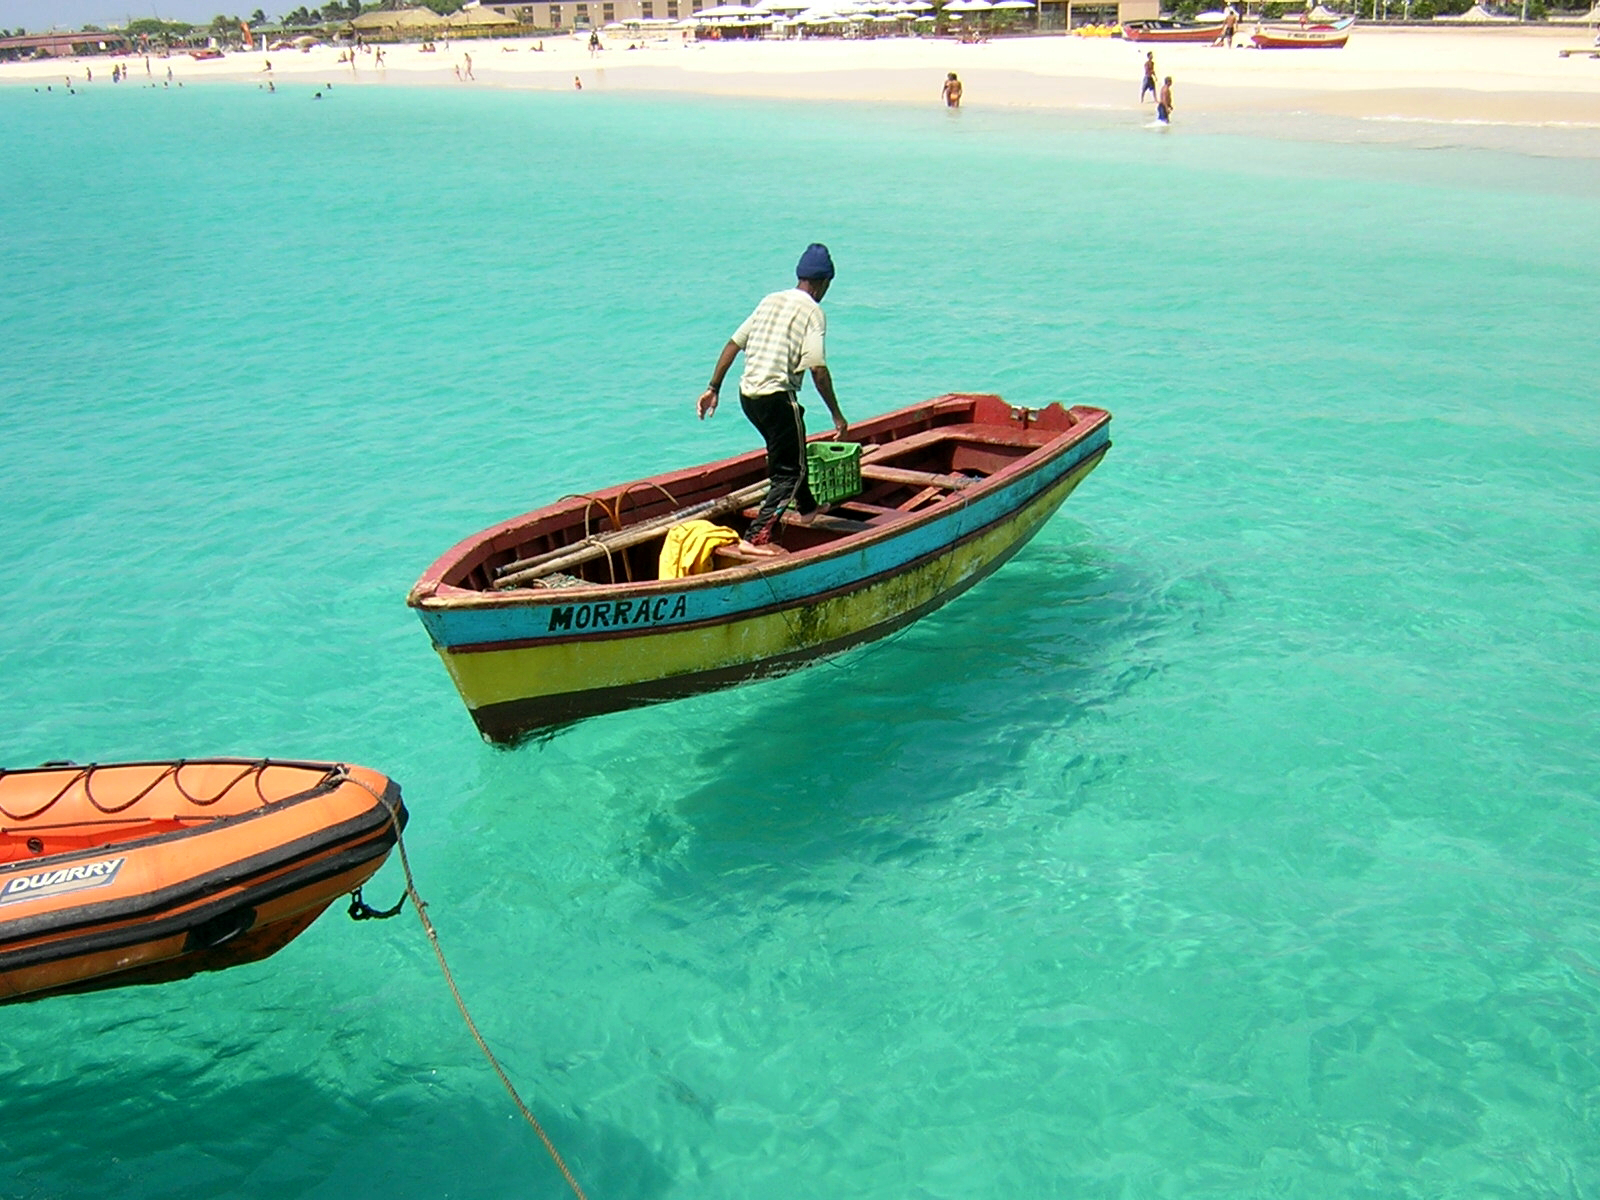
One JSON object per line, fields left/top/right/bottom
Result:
{"left": 434, "top": 396, "right": 1095, "bottom": 595}
{"left": 0, "top": 761, "right": 343, "bottom": 865}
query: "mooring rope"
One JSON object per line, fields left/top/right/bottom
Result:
{"left": 338, "top": 769, "right": 589, "bottom": 1200}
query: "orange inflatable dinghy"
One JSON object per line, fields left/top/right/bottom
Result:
{"left": 0, "top": 759, "right": 405, "bottom": 1005}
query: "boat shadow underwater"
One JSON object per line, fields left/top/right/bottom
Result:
{"left": 618, "top": 532, "right": 1218, "bottom": 901}
{"left": 0, "top": 1050, "right": 672, "bottom": 1200}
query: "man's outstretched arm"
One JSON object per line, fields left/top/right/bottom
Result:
{"left": 698, "top": 340, "right": 741, "bottom": 419}
{"left": 810, "top": 365, "right": 848, "bottom": 439}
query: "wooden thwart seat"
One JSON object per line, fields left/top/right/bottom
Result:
{"left": 859, "top": 422, "right": 1052, "bottom": 464}
{"left": 859, "top": 463, "right": 974, "bottom": 491}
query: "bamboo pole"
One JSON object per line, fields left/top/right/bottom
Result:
{"left": 493, "top": 482, "right": 769, "bottom": 590}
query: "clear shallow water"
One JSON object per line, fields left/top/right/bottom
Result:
{"left": 2, "top": 82, "right": 1599, "bottom": 1198}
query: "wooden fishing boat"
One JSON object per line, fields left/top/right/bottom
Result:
{"left": 1122, "top": 18, "right": 1227, "bottom": 42}
{"left": 0, "top": 759, "right": 404, "bottom": 1005}
{"left": 1250, "top": 15, "right": 1353, "bottom": 47}
{"left": 409, "top": 393, "right": 1112, "bottom": 744}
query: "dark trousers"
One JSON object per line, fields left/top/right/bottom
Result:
{"left": 740, "top": 390, "right": 816, "bottom": 544}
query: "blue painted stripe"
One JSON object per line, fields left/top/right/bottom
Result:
{"left": 419, "top": 426, "right": 1108, "bottom": 650}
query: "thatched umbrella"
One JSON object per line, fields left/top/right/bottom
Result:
{"left": 444, "top": 6, "right": 521, "bottom": 28}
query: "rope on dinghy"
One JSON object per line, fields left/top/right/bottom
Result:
{"left": 337, "top": 768, "right": 590, "bottom": 1200}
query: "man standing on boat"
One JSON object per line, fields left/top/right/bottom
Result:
{"left": 697, "top": 243, "right": 849, "bottom": 548}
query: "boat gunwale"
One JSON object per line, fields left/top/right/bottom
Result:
{"left": 410, "top": 397, "right": 1110, "bottom": 612}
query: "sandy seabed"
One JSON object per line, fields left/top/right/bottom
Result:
{"left": 5, "top": 25, "right": 1600, "bottom": 126}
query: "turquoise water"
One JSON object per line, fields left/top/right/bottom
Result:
{"left": 3, "top": 81, "right": 1600, "bottom": 1198}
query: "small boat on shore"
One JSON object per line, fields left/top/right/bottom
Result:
{"left": 1251, "top": 15, "right": 1353, "bottom": 47}
{"left": 1122, "top": 18, "right": 1227, "bottom": 42}
{"left": 0, "top": 759, "right": 404, "bottom": 1005}
{"left": 409, "top": 393, "right": 1112, "bottom": 744}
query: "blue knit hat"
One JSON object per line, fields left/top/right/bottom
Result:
{"left": 796, "top": 242, "right": 835, "bottom": 281}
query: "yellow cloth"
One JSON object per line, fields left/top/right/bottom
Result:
{"left": 658, "top": 519, "right": 741, "bottom": 580}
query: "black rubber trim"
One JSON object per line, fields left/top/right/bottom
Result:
{"left": 0, "top": 818, "right": 401, "bottom": 973}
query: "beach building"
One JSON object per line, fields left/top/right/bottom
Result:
{"left": 471, "top": 0, "right": 1156, "bottom": 28}
{"left": 0, "top": 30, "right": 132, "bottom": 60}
{"left": 469, "top": 1, "right": 697, "bottom": 28}
{"left": 341, "top": 0, "right": 1158, "bottom": 35}
{"left": 1039, "top": 0, "right": 1160, "bottom": 25}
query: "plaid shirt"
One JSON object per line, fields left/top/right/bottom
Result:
{"left": 731, "top": 288, "right": 826, "bottom": 398}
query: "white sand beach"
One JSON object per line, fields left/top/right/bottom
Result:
{"left": 5, "top": 25, "right": 1600, "bottom": 125}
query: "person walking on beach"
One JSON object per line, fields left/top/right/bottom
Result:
{"left": 463, "top": 52, "right": 475, "bottom": 79}
{"left": 1140, "top": 52, "right": 1156, "bottom": 102}
{"left": 1219, "top": 3, "right": 1238, "bottom": 45}
{"left": 697, "top": 244, "right": 849, "bottom": 550}
{"left": 589, "top": 29, "right": 602, "bottom": 56}
{"left": 942, "top": 72, "right": 962, "bottom": 107}
{"left": 1157, "top": 75, "right": 1174, "bottom": 123}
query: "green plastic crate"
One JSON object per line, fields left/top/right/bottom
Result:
{"left": 806, "top": 441, "right": 862, "bottom": 507}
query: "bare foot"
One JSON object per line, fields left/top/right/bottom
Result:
{"left": 733, "top": 539, "right": 785, "bottom": 557}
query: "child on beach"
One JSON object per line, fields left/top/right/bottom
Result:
{"left": 1157, "top": 76, "right": 1174, "bottom": 123}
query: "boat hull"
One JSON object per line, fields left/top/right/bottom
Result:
{"left": 0, "top": 761, "right": 404, "bottom": 1005}
{"left": 1250, "top": 18, "right": 1352, "bottom": 46}
{"left": 415, "top": 402, "right": 1110, "bottom": 743}
{"left": 1123, "top": 20, "right": 1226, "bottom": 41}
{"left": 464, "top": 449, "right": 1103, "bottom": 739}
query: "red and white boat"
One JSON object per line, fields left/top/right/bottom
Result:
{"left": 1250, "top": 14, "right": 1354, "bottom": 47}
{"left": 1122, "top": 18, "right": 1227, "bottom": 42}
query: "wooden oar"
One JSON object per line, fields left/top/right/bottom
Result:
{"left": 493, "top": 482, "right": 769, "bottom": 590}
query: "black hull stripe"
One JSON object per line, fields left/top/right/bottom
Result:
{"left": 0, "top": 825, "right": 398, "bottom": 975}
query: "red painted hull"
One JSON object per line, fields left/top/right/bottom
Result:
{"left": 1122, "top": 20, "right": 1226, "bottom": 42}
